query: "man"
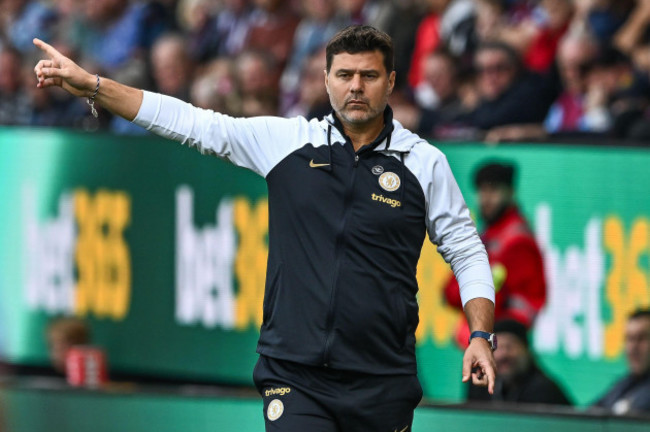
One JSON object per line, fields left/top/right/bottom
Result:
{"left": 34, "top": 25, "right": 496, "bottom": 431}
{"left": 150, "top": 33, "right": 194, "bottom": 101}
{"left": 469, "top": 319, "right": 571, "bottom": 405}
{"left": 445, "top": 162, "right": 546, "bottom": 348}
{"left": 466, "top": 41, "right": 559, "bottom": 132}
{"left": 416, "top": 49, "right": 470, "bottom": 139}
{"left": 46, "top": 317, "right": 91, "bottom": 375}
{"left": 0, "top": 45, "right": 32, "bottom": 126}
{"left": 595, "top": 309, "right": 650, "bottom": 415}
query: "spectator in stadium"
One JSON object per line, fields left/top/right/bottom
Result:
{"left": 179, "top": 0, "right": 255, "bottom": 62}
{"left": 190, "top": 57, "right": 241, "bottom": 115}
{"left": 544, "top": 28, "right": 603, "bottom": 135}
{"left": 594, "top": 309, "right": 650, "bottom": 415}
{"left": 613, "top": 0, "right": 650, "bottom": 59}
{"left": 481, "top": 27, "right": 615, "bottom": 143}
{"left": 150, "top": 33, "right": 194, "bottom": 100}
{"left": 462, "top": 41, "right": 559, "bottom": 135}
{"left": 468, "top": 319, "right": 571, "bottom": 405}
{"left": 335, "top": 0, "right": 396, "bottom": 31}
{"left": 235, "top": 49, "right": 279, "bottom": 116}
{"left": 445, "top": 161, "right": 546, "bottom": 348}
{"left": 0, "top": 0, "right": 57, "bottom": 53}
{"left": 521, "top": 0, "right": 573, "bottom": 73}
{"left": 479, "top": 0, "right": 572, "bottom": 74}
{"left": 416, "top": 49, "right": 474, "bottom": 139}
{"left": 473, "top": 0, "right": 508, "bottom": 45}
{"left": 381, "top": 0, "right": 423, "bottom": 91}
{"left": 283, "top": 47, "right": 331, "bottom": 119}
{"left": 408, "top": 0, "right": 475, "bottom": 92}
{"left": 245, "top": 0, "right": 300, "bottom": 77}
{"left": 46, "top": 317, "right": 91, "bottom": 375}
{"left": 33, "top": 25, "right": 497, "bottom": 431}
{"left": 572, "top": 0, "right": 635, "bottom": 47}
{"left": 71, "top": 0, "right": 169, "bottom": 74}
{"left": 484, "top": 26, "right": 600, "bottom": 143}
{"left": 279, "top": 0, "right": 342, "bottom": 113}
{"left": 0, "top": 45, "right": 32, "bottom": 125}
{"left": 584, "top": 45, "right": 650, "bottom": 139}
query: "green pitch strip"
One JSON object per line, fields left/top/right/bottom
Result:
{"left": 2, "top": 384, "right": 649, "bottom": 432}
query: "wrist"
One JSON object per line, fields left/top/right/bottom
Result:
{"left": 85, "top": 73, "right": 100, "bottom": 98}
{"left": 469, "top": 331, "right": 497, "bottom": 351}
{"left": 85, "top": 74, "right": 100, "bottom": 118}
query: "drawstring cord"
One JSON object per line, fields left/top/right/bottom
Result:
{"left": 326, "top": 124, "right": 333, "bottom": 172}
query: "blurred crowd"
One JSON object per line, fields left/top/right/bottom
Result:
{"left": 3, "top": 0, "right": 650, "bottom": 142}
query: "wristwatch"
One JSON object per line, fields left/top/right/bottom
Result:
{"left": 469, "top": 331, "right": 498, "bottom": 351}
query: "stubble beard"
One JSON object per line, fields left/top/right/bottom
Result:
{"left": 336, "top": 101, "right": 385, "bottom": 128}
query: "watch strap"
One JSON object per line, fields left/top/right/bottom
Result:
{"left": 469, "top": 331, "right": 497, "bottom": 350}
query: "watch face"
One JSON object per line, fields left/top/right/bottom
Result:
{"left": 491, "top": 333, "right": 498, "bottom": 350}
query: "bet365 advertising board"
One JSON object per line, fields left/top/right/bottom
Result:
{"left": 0, "top": 127, "right": 647, "bottom": 405}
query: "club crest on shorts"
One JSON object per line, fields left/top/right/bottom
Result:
{"left": 267, "top": 399, "right": 284, "bottom": 421}
{"left": 371, "top": 165, "right": 384, "bottom": 175}
{"left": 378, "top": 172, "right": 401, "bottom": 192}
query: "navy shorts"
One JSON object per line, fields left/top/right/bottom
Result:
{"left": 253, "top": 355, "right": 423, "bottom": 432}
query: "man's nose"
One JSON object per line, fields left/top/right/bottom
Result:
{"left": 350, "top": 74, "right": 363, "bottom": 92}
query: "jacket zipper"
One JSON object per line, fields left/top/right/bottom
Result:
{"left": 322, "top": 149, "right": 360, "bottom": 367}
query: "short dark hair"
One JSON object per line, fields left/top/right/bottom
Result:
{"left": 474, "top": 161, "right": 516, "bottom": 188}
{"left": 629, "top": 308, "right": 650, "bottom": 321}
{"left": 474, "top": 41, "right": 522, "bottom": 74}
{"left": 494, "top": 319, "right": 529, "bottom": 348}
{"left": 325, "top": 25, "right": 394, "bottom": 74}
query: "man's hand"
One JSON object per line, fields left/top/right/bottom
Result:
{"left": 462, "top": 297, "right": 496, "bottom": 393}
{"left": 33, "top": 38, "right": 143, "bottom": 121}
{"left": 462, "top": 337, "right": 497, "bottom": 394}
{"left": 33, "top": 38, "right": 96, "bottom": 98}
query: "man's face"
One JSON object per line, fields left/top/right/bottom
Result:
{"left": 151, "top": 40, "right": 191, "bottom": 95}
{"left": 558, "top": 39, "right": 594, "bottom": 95}
{"left": 477, "top": 183, "right": 513, "bottom": 224}
{"left": 325, "top": 50, "right": 395, "bottom": 128}
{"left": 423, "top": 54, "right": 456, "bottom": 102}
{"left": 625, "top": 316, "right": 650, "bottom": 376}
{"left": 301, "top": 51, "right": 328, "bottom": 106}
{"left": 475, "top": 49, "right": 516, "bottom": 101}
{"left": 493, "top": 332, "right": 530, "bottom": 382}
{"left": 0, "top": 50, "right": 21, "bottom": 94}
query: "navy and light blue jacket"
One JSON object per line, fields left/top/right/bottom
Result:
{"left": 134, "top": 91, "right": 494, "bottom": 375}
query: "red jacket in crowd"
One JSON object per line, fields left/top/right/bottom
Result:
{"left": 444, "top": 205, "right": 546, "bottom": 347}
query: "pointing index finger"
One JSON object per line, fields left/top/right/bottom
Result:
{"left": 486, "top": 362, "right": 496, "bottom": 394}
{"left": 33, "top": 38, "right": 60, "bottom": 59}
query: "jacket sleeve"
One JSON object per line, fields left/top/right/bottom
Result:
{"left": 425, "top": 151, "right": 495, "bottom": 307}
{"left": 132, "top": 91, "right": 307, "bottom": 177}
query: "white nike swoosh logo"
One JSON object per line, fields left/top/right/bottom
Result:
{"left": 309, "top": 159, "right": 330, "bottom": 168}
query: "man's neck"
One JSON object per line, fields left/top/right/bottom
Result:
{"left": 341, "top": 117, "right": 385, "bottom": 152}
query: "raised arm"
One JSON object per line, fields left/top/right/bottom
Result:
{"left": 33, "top": 38, "right": 142, "bottom": 121}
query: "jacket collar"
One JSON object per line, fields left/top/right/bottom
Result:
{"left": 320, "top": 105, "right": 420, "bottom": 153}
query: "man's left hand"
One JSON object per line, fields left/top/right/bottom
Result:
{"left": 462, "top": 338, "right": 496, "bottom": 394}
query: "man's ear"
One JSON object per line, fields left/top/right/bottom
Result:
{"left": 387, "top": 70, "right": 396, "bottom": 95}
{"left": 324, "top": 69, "right": 330, "bottom": 94}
